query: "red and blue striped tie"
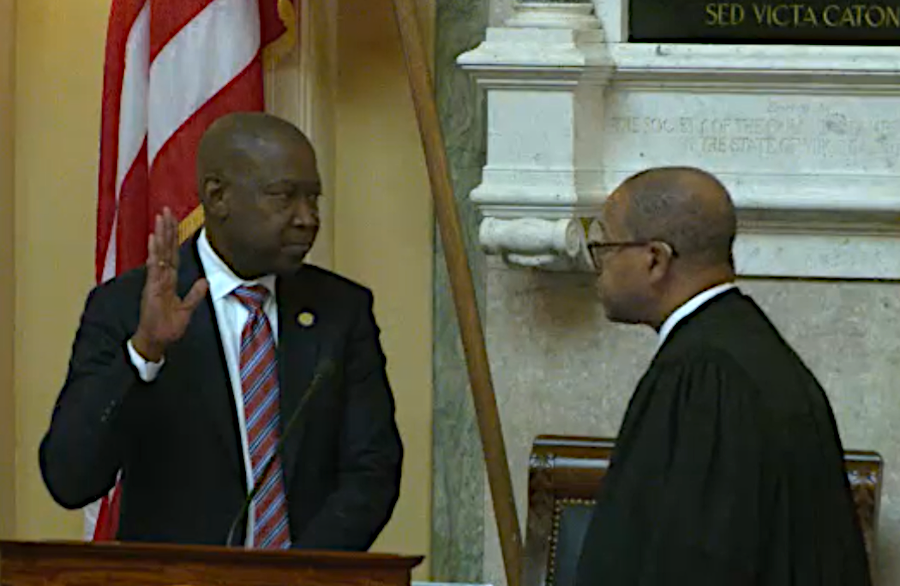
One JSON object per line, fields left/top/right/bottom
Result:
{"left": 232, "top": 285, "right": 291, "bottom": 549}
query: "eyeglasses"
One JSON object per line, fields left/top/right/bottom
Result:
{"left": 587, "top": 240, "right": 678, "bottom": 269}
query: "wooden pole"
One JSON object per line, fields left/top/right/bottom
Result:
{"left": 389, "top": 1, "right": 523, "bottom": 585}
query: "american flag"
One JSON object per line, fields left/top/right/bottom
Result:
{"left": 88, "top": 0, "right": 297, "bottom": 541}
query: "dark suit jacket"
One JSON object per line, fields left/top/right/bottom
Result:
{"left": 575, "top": 290, "right": 871, "bottom": 586}
{"left": 40, "top": 238, "right": 403, "bottom": 550}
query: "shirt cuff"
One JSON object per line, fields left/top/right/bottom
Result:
{"left": 127, "top": 339, "right": 165, "bottom": 382}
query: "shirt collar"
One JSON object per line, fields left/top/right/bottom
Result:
{"left": 196, "top": 229, "right": 276, "bottom": 302}
{"left": 657, "top": 282, "right": 737, "bottom": 347}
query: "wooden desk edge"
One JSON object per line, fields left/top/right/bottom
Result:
{"left": 0, "top": 540, "right": 424, "bottom": 570}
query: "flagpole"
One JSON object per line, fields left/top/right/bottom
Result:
{"left": 389, "top": 2, "right": 523, "bottom": 586}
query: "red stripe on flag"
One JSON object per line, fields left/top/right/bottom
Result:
{"left": 92, "top": 478, "right": 123, "bottom": 541}
{"left": 97, "top": 0, "right": 148, "bottom": 283}
{"left": 115, "top": 141, "right": 151, "bottom": 274}
{"left": 148, "top": 0, "right": 215, "bottom": 62}
{"left": 259, "top": 0, "right": 290, "bottom": 46}
{"left": 148, "top": 58, "right": 264, "bottom": 224}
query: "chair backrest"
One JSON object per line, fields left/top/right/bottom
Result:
{"left": 524, "top": 435, "right": 883, "bottom": 586}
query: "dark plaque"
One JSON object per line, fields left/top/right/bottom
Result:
{"left": 629, "top": 0, "right": 900, "bottom": 43}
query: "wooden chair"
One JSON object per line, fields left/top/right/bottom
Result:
{"left": 524, "top": 435, "right": 883, "bottom": 586}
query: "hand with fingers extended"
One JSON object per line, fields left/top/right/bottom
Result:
{"left": 131, "top": 208, "right": 209, "bottom": 363}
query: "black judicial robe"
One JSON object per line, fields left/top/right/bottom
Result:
{"left": 574, "top": 290, "right": 871, "bottom": 586}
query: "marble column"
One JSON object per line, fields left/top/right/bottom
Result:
{"left": 432, "top": 0, "right": 489, "bottom": 581}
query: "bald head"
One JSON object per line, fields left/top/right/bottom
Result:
{"left": 594, "top": 167, "right": 737, "bottom": 327}
{"left": 614, "top": 167, "right": 736, "bottom": 267}
{"left": 197, "top": 112, "right": 315, "bottom": 186}
{"left": 195, "top": 112, "right": 322, "bottom": 278}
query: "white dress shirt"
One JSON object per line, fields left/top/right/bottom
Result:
{"left": 127, "top": 228, "right": 278, "bottom": 547}
{"left": 656, "top": 282, "right": 737, "bottom": 348}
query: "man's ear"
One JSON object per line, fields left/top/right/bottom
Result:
{"left": 647, "top": 241, "right": 674, "bottom": 282}
{"left": 202, "top": 175, "right": 228, "bottom": 219}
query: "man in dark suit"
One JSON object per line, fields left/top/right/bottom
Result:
{"left": 40, "top": 112, "right": 402, "bottom": 550}
{"left": 576, "top": 167, "right": 871, "bottom": 585}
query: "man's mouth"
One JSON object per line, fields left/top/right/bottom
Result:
{"left": 282, "top": 242, "right": 311, "bottom": 252}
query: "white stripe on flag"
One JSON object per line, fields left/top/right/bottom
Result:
{"left": 83, "top": 499, "right": 100, "bottom": 540}
{"left": 147, "top": 0, "right": 261, "bottom": 165}
{"left": 102, "top": 1, "right": 151, "bottom": 283}
{"left": 115, "top": 2, "right": 150, "bottom": 196}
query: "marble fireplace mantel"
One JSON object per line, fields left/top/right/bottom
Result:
{"left": 458, "top": 1, "right": 900, "bottom": 279}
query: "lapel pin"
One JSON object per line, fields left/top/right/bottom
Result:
{"left": 297, "top": 311, "right": 316, "bottom": 327}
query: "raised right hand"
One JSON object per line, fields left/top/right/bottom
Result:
{"left": 131, "top": 208, "right": 208, "bottom": 362}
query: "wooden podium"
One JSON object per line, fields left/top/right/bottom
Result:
{"left": 0, "top": 541, "right": 423, "bottom": 586}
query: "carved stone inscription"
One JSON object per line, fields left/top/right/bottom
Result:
{"left": 705, "top": 3, "right": 900, "bottom": 29}
{"left": 603, "top": 94, "right": 900, "bottom": 173}
{"left": 630, "top": 0, "right": 900, "bottom": 42}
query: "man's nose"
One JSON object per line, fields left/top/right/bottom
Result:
{"left": 291, "top": 196, "right": 319, "bottom": 226}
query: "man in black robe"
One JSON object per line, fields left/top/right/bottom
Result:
{"left": 575, "top": 167, "right": 871, "bottom": 586}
